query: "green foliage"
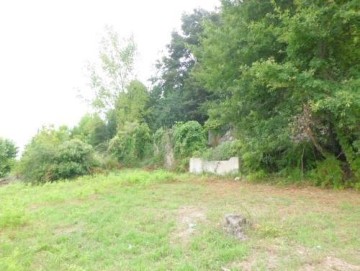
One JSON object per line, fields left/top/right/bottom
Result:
{"left": 116, "top": 80, "right": 149, "bottom": 128}
{"left": 311, "top": 155, "right": 344, "bottom": 188}
{"left": 18, "top": 127, "right": 97, "bottom": 183}
{"left": 0, "top": 207, "right": 26, "bottom": 229}
{"left": 18, "top": 126, "right": 70, "bottom": 183}
{"left": 108, "top": 122, "right": 152, "bottom": 166}
{"left": 86, "top": 26, "right": 137, "bottom": 114}
{"left": 202, "top": 140, "right": 240, "bottom": 161}
{"left": 146, "top": 9, "right": 218, "bottom": 130}
{"left": 152, "top": 128, "right": 168, "bottom": 165}
{"left": 52, "top": 139, "right": 98, "bottom": 180}
{"left": 0, "top": 138, "right": 17, "bottom": 177}
{"left": 192, "top": 0, "right": 360, "bottom": 183}
{"left": 172, "top": 121, "right": 207, "bottom": 159}
{"left": 71, "top": 113, "right": 109, "bottom": 149}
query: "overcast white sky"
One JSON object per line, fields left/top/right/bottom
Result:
{"left": 0, "top": 0, "right": 219, "bottom": 152}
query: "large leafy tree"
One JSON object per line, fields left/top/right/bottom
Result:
{"left": 86, "top": 26, "right": 137, "bottom": 115}
{"left": 71, "top": 113, "right": 109, "bottom": 149}
{"left": 0, "top": 138, "right": 17, "bottom": 177}
{"left": 115, "top": 80, "right": 149, "bottom": 128}
{"left": 146, "top": 9, "right": 218, "bottom": 130}
{"left": 194, "top": 0, "right": 360, "bottom": 179}
{"left": 84, "top": 27, "right": 149, "bottom": 149}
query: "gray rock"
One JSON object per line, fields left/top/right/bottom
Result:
{"left": 224, "top": 214, "right": 249, "bottom": 241}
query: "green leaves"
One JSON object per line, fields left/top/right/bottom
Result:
{"left": 0, "top": 138, "right": 17, "bottom": 178}
{"left": 18, "top": 127, "right": 97, "bottom": 183}
{"left": 172, "top": 121, "right": 207, "bottom": 159}
{"left": 192, "top": 0, "right": 360, "bottom": 183}
{"left": 86, "top": 26, "right": 137, "bottom": 114}
{"left": 108, "top": 122, "right": 152, "bottom": 166}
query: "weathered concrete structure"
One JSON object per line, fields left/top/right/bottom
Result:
{"left": 189, "top": 157, "right": 239, "bottom": 175}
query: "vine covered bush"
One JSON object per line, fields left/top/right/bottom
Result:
{"left": 172, "top": 121, "right": 207, "bottom": 159}
{"left": 108, "top": 122, "right": 152, "bottom": 166}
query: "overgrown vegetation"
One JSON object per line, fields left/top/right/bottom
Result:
{"left": 8, "top": 0, "right": 359, "bottom": 188}
{"left": 108, "top": 122, "right": 152, "bottom": 166}
{"left": 0, "top": 138, "right": 17, "bottom": 178}
{"left": 191, "top": 0, "right": 360, "bottom": 186}
{"left": 18, "top": 127, "right": 98, "bottom": 183}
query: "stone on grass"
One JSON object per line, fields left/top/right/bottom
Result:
{"left": 224, "top": 214, "right": 249, "bottom": 241}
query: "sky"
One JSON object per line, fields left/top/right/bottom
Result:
{"left": 0, "top": 0, "right": 219, "bottom": 153}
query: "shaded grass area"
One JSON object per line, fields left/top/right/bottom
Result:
{"left": 0, "top": 170, "right": 359, "bottom": 270}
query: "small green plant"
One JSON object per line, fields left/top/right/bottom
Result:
{"left": 152, "top": 127, "right": 167, "bottom": 165}
{"left": 255, "top": 223, "right": 282, "bottom": 238}
{"left": 247, "top": 170, "right": 268, "bottom": 182}
{"left": 0, "top": 208, "right": 27, "bottom": 229}
{"left": 202, "top": 140, "right": 240, "bottom": 161}
{"left": 311, "top": 155, "right": 344, "bottom": 188}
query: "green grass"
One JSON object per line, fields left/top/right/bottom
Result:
{"left": 1, "top": 170, "right": 359, "bottom": 270}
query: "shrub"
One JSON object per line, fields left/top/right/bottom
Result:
{"left": 108, "top": 122, "right": 152, "bottom": 166}
{"left": 52, "top": 139, "right": 98, "bottom": 180}
{"left": 202, "top": 140, "right": 240, "bottom": 161}
{"left": 172, "top": 121, "right": 207, "bottom": 159}
{"left": 153, "top": 128, "right": 167, "bottom": 165}
{"left": 311, "top": 155, "right": 344, "bottom": 188}
{"left": 18, "top": 127, "right": 97, "bottom": 183}
{"left": 0, "top": 138, "right": 17, "bottom": 178}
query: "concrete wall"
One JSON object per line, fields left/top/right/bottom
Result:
{"left": 189, "top": 157, "right": 239, "bottom": 175}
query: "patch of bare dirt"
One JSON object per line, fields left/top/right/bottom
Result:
{"left": 300, "top": 256, "right": 360, "bottom": 271}
{"left": 197, "top": 179, "right": 360, "bottom": 208}
{"left": 171, "top": 206, "right": 206, "bottom": 245}
{"left": 226, "top": 245, "right": 280, "bottom": 271}
{"left": 0, "top": 176, "right": 18, "bottom": 186}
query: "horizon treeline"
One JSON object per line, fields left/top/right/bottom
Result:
{"left": 3, "top": 0, "right": 359, "bottom": 188}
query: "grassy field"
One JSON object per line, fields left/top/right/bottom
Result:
{"left": 1, "top": 170, "right": 359, "bottom": 271}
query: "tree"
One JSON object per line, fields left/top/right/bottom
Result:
{"left": 115, "top": 80, "right": 149, "bottom": 128}
{"left": 72, "top": 113, "right": 109, "bottom": 149}
{"left": 87, "top": 26, "right": 137, "bottom": 115}
{"left": 193, "top": 0, "right": 360, "bottom": 183}
{"left": 146, "top": 9, "right": 219, "bottom": 130}
{"left": 0, "top": 138, "right": 17, "bottom": 177}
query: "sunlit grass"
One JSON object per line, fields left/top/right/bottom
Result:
{"left": 0, "top": 170, "right": 359, "bottom": 270}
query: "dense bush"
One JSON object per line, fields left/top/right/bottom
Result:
{"left": 71, "top": 113, "right": 109, "bottom": 149}
{"left": 202, "top": 140, "right": 240, "bottom": 161}
{"left": 18, "top": 127, "right": 97, "bottom": 183}
{"left": 52, "top": 139, "right": 98, "bottom": 180}
{"left": 311, "top": 155, "right": 344, "bottom": 188}
{"left": 0, "top": 138, "right": 17, "bottom": 178}
{"left": 191, "top": 0, "right": 360, "bottom": 185}
{"left": 108, "top": 122, "right": 152, "bottom": 166}
{"left": 172, "top": 121, "right": 207, "bottom": 159}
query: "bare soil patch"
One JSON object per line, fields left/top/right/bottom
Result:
{"left": 300, "top": 256, "right": 360, "bottom": 271}
{"left": 172, "top": 205, "right": 206, "bottom": 244}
